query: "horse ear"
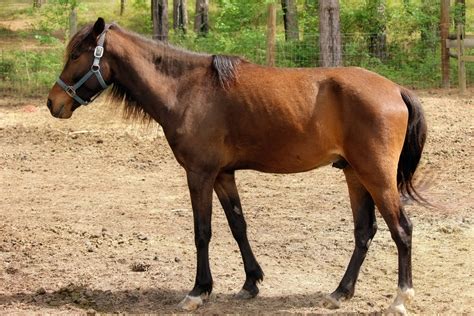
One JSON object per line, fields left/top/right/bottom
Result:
{"left": 92, "top": 17, "right": 105, "bottom": 37}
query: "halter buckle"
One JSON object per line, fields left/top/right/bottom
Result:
{"left": 94, "top": 46, "right": 104, "bottom": 58}
{"left": 65, "top": 86, "right": 76, "bottom": 97}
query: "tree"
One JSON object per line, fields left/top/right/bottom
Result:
{"left": 419, "top": 0, "right": 439, "bottom": 51}
{"left": 33, "top": 0, "right": 46, "bottom": 8}
{"left": 301, "top": 0, "right": 317, "bottom": 41}
{"left": 319, "top": 0, "right": 342, "bottom": 67}
{"left": 194, "top": 0, "right": 209, "bottom": 35}
{"left": 173, "top": 0, "right": 188, "bottom": 33}
{"left": 152, "top": 0, "right": 168, "bottom": 41}
{"left": 120, "top": 0, "right": 125, "bottom": 16}
{"left": 281, "top": 0, "right": 299, "bottom": 41}
{"left": 366, "top": 0, "right": 387, "bottom": 60}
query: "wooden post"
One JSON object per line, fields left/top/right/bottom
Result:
{"left": 457, "top": 24, "right": 466, "bottom": 94}
{"left": 441, "top": 0, "right": 450, "bottom": 88}
{"left": 69, "top": 7, "right": 77, "bottom": 39}
{"left": 266, "top": 2, "right": 276, "bottom": 67}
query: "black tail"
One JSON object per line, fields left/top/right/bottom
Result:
{"left": 398, "top": 88, "right": 428, "bottom": 203}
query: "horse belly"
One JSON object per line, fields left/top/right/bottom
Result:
{"left": 240, "top": 134, "right": 341, "bottom": 174}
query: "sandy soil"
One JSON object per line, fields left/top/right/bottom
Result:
{"left": 0, "top": 91, "right": 473, "bottom": 314}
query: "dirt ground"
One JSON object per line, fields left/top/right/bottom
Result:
{"left": 0, "top": 90, "right": 473, "bottom": 314}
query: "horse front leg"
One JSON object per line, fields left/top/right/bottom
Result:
{"left": 214, "top": 171, "right": 264, "bottom": 299}
{"left": 178, "top": 170, "right": 216, "bottom": 311}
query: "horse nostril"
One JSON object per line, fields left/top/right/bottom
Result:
{"left": 47, "top": 99, "right": 53, "bottom": 110}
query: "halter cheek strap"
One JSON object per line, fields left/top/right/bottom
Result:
{"left": 56, "top": 25, "right": 111, "bottom": 105}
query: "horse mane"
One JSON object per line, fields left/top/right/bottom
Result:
{"left": 211, "top": 55, "right": 242, "bottom": 88}
{"left": 66, "top": 23, "right": 244, "bottom": 122}
{"left": 65, "top": 24, "right": 94, "bottom": 60}
{"left": 108, "top": 82, "right": 153, "bottom": 123}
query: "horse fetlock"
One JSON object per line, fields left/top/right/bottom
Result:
{"left": 178, "top": 293, "right": 209, "bottom": 311}
{"left": 236, "top": 287, "right": 259, "bottom": 299}
{"left": 322, "top": 287, "right": 355, "bottom": 310}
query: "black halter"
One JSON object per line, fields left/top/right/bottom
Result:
{"left": 56, "top": 26, "right": 110, "bottom": 105}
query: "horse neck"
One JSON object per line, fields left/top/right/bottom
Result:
{"left": 107, "top": 29, "right": 211, "bottom": 129}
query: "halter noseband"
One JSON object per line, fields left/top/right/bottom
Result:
{"left": 56, "top": 25, "right": 111, "bottom": 105}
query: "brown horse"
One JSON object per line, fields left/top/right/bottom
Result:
{"left": 47, "top": 18, "right": 427, "bottom": 314}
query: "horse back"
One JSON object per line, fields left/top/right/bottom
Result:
{"left": 211, "top": 64, "right": 406, "bottom": 173}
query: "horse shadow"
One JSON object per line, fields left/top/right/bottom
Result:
{"left": 0, "top": 284, "right": 371, "bottom": 314}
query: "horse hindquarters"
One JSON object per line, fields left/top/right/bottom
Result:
{"left": 335, "top": 87, "right": 425, "bottom": 314}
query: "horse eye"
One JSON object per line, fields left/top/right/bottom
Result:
{"left": 71, "top": 52, "right": 80, "bottom": 60}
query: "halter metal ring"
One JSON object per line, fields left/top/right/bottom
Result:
{"left": 91, "top": 64, "right": 100, "bottom": 72}
{"left": 94, "top": 46, "right": 104, "bottom": 58}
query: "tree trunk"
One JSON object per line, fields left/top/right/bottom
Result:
{"left": 440, "top": 0, "right": 450, "bottom": 88}
{"left": 281, "top": 0, "right": 299, "bottom": 41}
{"left": 69, "top": 7, "right": 78, "bottom": 39}
{"left": 266, "top": 3, "right": 277, "bottom": 66}
{"left": 367, "top": 0, "right": 387, "bottom": 60}
{"left": 194, "top": 0, "right": 209, "bottom": 35}
{"left": 318, "top": 0, "right": 342, "bottom": 67}
{"left": 120, "top": 0, "right": 125, "bottom": 16}
{"left": 152, "top": 0, "right": 168, "bottom": 41}
{"left": 33, "top": 0, "right": 43, "bottom": 8}
{"left": 173, "top": 0, "right": 188, "bottom": 33}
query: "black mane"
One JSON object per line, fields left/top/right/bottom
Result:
{"left": 212, "top": 55, "right": 242, "bottom": 88}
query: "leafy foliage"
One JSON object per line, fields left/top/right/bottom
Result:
{"left": 1, "top": 0, "right": 474, "bottom": 95}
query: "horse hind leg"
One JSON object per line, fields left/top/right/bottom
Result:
{"left": 348, "top": 158, "right": 414, "bottom": 314}
{"left": 324, "top": 167, "right": 377, "bottom": 309}
{"left": 214, "top": 171, "right": 264, "bottom": 299}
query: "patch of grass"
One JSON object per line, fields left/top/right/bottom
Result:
{"left": 0, "top": 47, "right": 64, "bottom": 97}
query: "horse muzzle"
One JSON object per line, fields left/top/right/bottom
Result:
{"left": 47, "top": 98, "right": 73, "bottom": 119}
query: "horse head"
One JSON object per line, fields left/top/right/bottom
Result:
{"left": 47, "top": 18, "right": 113, "bottom": 119}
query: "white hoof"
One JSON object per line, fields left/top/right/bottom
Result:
{"left": 178, "top": 294, "right": 205, "bottom": 311}
{"left": 322, "top": 294, "right": 341, "bottom": 309}
{"left": 387, "top": 288, "right": 415, "bottom": 315}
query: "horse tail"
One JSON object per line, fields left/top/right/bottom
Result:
{"left": 397, "top": 87, "right": 428, "bottom": 203}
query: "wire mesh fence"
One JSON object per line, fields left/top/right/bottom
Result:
{"left": 2, "top": 29, "right": 474, "bottom": 97}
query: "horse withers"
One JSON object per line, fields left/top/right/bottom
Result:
{"left": 47, "top": 18, "right": 427, "bottom": 314}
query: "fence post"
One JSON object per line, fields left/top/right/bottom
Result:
{"left": 69, "top": 7, "right": 77, "bottom": 39}
{"left": 457, "top": 24, "right": 466, "bottom": 94}
{"left": 441, "top": 0, "right": 450, "bottom": 88}
{"left": 266, "top": 2, "right": 276, "bottom": 67}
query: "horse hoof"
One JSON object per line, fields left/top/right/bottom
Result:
{"left": 235, "top": 288, "right": 258, "bottom": 299}
{"left": 178, "top": 295, "right": 204, "bottom": 311}
{"left": 386, "top": 303, "right": 408, "bottom": 315}
{"left": 322, "top": 294, "right": 341, "bottom": 309}
{"left": 386, "top": 288, "right": 414, "bottom": 315}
